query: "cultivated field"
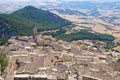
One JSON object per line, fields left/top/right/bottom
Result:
{"left": 51, "top": 9, "right": 120, "bottom": 37}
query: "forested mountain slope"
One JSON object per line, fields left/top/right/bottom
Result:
{"left": 0, "top": 6, "right": 71, "bottom": 45}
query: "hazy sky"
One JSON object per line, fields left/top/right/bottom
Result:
{"left": 0, "top": 0, "right": 119, "bottom": 6}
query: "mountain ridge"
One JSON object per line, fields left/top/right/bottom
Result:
{"left": 12, "top": 6, "right": 71, "bottom": 29}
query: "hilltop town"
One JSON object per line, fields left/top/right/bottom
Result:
{"left": 0, "top": 0, "right": 120, "bottom": 80}
{"left": 0, "top": 26, "right": 120, "bottom": 80}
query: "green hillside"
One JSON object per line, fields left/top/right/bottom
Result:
{"left": 12, "top": 6, "right": 71, "bottom": 30}
{"left": 0, "top": 6, "right": 71, "bottom": 45}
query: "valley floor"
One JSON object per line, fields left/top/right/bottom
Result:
{"left": 51, "top": 10, "right": 120, "bottom": 38}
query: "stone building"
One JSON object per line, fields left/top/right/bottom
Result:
{"left": 32, "top": 25, "right": 37, "bottom": 41}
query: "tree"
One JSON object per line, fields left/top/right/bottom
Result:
{"left": 0, "top": 52, "right": 8, "bottom": 72}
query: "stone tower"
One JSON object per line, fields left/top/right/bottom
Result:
{"left": 32, "top": 25, "right": 37, "bottom": 41}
